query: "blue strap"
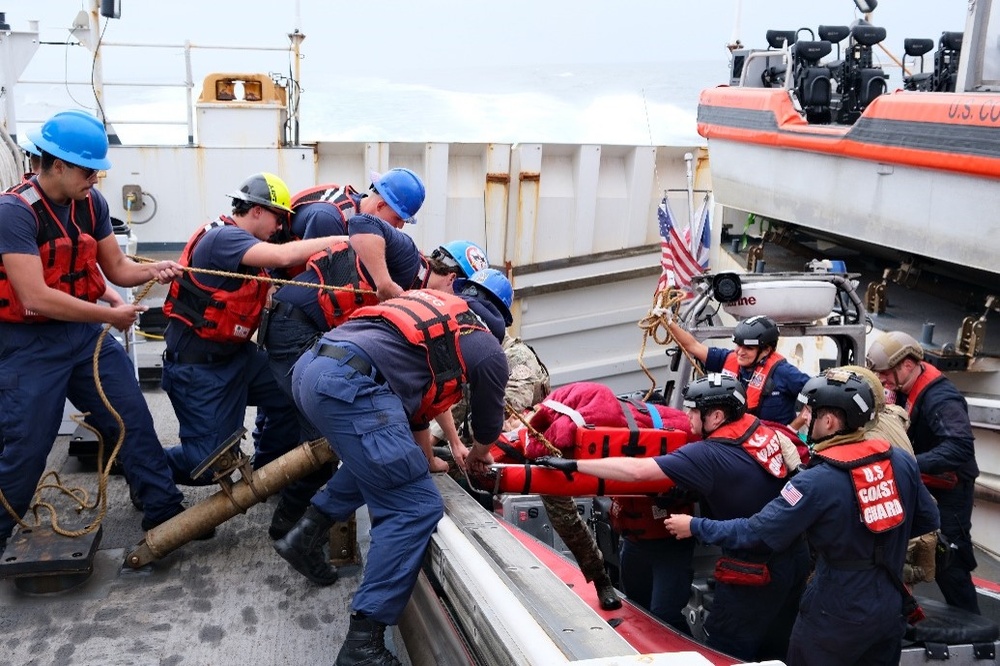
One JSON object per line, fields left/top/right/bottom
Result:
{"left": 646, "top": 402, "right": 663, "bottom": 429}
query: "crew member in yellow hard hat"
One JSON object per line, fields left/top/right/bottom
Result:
{"left": 159, "top": 172, "right": 346, "bottom": 497}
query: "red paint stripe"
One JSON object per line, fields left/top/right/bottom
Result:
{"left": 972, "top": 575, "right": 1000, "bottom": 595}
{"left": 498, "top": 521, "right": 741, "bottom": 665}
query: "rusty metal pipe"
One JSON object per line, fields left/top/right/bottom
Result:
{"left": 125, "top": 439, "right": 334, "bottom": 568}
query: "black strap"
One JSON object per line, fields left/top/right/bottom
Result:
{"left": 270, "top": 300, "right": 318, "bottom": 327}
{"left": 163, "top": 349, "right": 237, "bottom": 365}
{"left": 315, "top": 343, "right": 385, "bottom": 384}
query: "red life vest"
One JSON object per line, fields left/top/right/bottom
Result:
{"left": 901, "top": 362, "right": 959, "bottom": 490}
{"left": 814, "top": 439, "right": 905, "bottom": 533}
{"left": 610, "top": 496, "right": 693, "bottom": 540}
{"left": 163, "top": 217, "right": 269, "bottom": 343}
{"left": 349, "top": 290, "right": 487, "bottom": 422}
{"left": 305, "top": 241, "right": 378, "bottom": 328}
{"left": 722, "top": 351, "right": 785, "bottom": 412}
{"left": 291, "top": 183, "right": 360, "bottom": 221}
{"left": 902, "top": 362, "right": 945, "bottom": 418}
{"left": 708, "top": 414, "right": 788, "bottom": 479}
{"left": 284, "top": 184, "right": 360, "bottom": 276}
{"left": 0, "top": 180, "right": 107, "bottom": 323}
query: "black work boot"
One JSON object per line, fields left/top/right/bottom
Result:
{"left": 273, "top": 506, "right": 339, "bottom": 586}
{"left": 595, "top": 575, "right": 623, "bottom": 611}
{"left": 268, "top": 497, "right": 307, "bottom": 540}
{"left": 335, "top": 613, "right": 402, "bottom": 666}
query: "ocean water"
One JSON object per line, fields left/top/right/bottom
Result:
{"left": 15, "top": 54, "right": 725, "bottom": 147}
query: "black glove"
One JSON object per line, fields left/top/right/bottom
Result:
{"left": 534, "top": 456, "right": 578, "bottom": 480}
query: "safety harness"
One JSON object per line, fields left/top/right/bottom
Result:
{"left": 350, "top": 290, "right": 486, "bottom": 422}
{"left": 0, "top": 181, "right": 107, "bottom": 322}
{"left": 163, "top": 217, "right": 269, "bottom": 343}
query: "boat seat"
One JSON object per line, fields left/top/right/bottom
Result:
{"left": 906, "top": 597, "right": 1000, "bottom": 645}
{"left": 794, "top": 40, "right": 833, "bottom": 65}
{"left": 859, "top": 68, "right": 888, "bottom": 107}
{"left": 852, "top": 24, "right": 887, "bottom": 47}
{"left": 765, "top": 29, "right": 797, "bottom": 50}
{"left": 933, "top": 31, "right": 963, "bottom": 92}
{"left": 818, "top": 25, "right": 851, "bottom": 46}
{"left": 903, "top": 38, "right": 936, "bottom": 91}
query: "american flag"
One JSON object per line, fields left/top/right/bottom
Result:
{"left": 780, "top": 481, "right": 803, "bottom": 506}
{"left": 656, "top": 196, "right": 704, "bottom": 291}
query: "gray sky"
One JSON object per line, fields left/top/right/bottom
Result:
{"left": 12, "top": 0, "right": 969, "bottom": 69}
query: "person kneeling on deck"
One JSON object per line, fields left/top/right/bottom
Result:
{"left": 277, "top": 269, "right": 510, "bottom": 666}
{"left": 868, "top": 331, "right": 981, "bottom": 615}
{"left": 160, "top": 173, "right": 347, "bottom": 488}
{"left": 537, "top": 374, "right": 810, "bottom": 662}
{"left": 664, "top": 370, "right": 940, "bottom": 666}
{"left": 0, "top": 110, "right": 188, "bottom": 547}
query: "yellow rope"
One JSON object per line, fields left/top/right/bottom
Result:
{"left": 130, "top": 254, "right": 377, "bottom": 296}
{"left": 504, "top": 403, "right": 562, "bottom": 457}
{"left": 636, "top": 287, "right": 704, "bottom": 400}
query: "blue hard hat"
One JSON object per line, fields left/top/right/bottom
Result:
{"left": 433, "top": 240, "right": 489, "bottom": 278}
{"left": 457, "top": 268, "right": 513, "bottom": 326}
{"left": 27, "top": 110, "right": 112, "bottom": 170}
{"left": 18, "top": 138, "right": 41, "bottom": 157}
{"left": 370, "top": 168, "right": 425, "bottom": 224}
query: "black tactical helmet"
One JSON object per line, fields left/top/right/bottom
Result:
{"left": 682, "top": 373, "right": 747, "bottom": 421}
{"left": 733, "top": 315, "right": 780, "bottom": 348}
{"left": 796, "top": 369, "right": 875, "bottom": 432}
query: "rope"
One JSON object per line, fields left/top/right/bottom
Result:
{"left": 0, "top": 250, "right": 374, "bottom": 535}
{"left": 0, "top": 282, "right": 159, "bottom": 536}
{"left": 636, "top": 287, "right": 705, "bottom": 399}
{"left": 503, "top": 402, "right": 562, "bottom": 457}
{"left": 129, "top": 254, "right": 377, "bottom": 296}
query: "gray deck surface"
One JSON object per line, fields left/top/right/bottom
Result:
{"left": 0, "top": 344, "right": 381, "bottom": 666}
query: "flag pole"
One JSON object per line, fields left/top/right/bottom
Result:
{"left": 684, "top": 152, "right": 697, "bottom": 255}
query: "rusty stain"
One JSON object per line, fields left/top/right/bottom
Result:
{"left": 486, "top": 173, "right": 510, "bottom": 184}
{"left": 519, "top": 172, "right": 540, "bottom": 182}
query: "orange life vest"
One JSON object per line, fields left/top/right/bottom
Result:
{"left": 722, "top": 351, "right": 785, "bottom": 412}
{"left": 163, "top": 217, "right": 269, "bottom": 343}
{"left": 0, "top": 181, "right": 107, "bottom": 323}
{"left": 305, "top": 241, "right": 378, "bottom": 328}
{"left": 813, "top": 439, "right": 905, "bottom": 533}
{"left": 284, "top": 184, "right": 360, "bottom": 276}
{"left": 708, "top": 414, "right": 788, "bottom": 479}
{"left": 349, "top": 290, "right": 486, "bottom": 422}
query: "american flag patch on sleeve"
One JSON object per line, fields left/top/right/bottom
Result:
{"left": 781, "top": 481, "right": 803, "bottom": 506}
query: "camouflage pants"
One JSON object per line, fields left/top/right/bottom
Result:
{"left": 541, "top": 495, "right": 610, "bottom": 584}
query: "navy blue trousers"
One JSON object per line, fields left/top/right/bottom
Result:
{"left": 0, "top": 322, "right": 183, "bottom": 539}
{"left": 161, "top": 343, "right": 298, "bottom": 484}
{"left": 292, "top": 344, "right": 444, "bottom": 625}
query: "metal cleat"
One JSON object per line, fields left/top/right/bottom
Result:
{"left": 0, "top": 525, "right": 102, "bottom": 593}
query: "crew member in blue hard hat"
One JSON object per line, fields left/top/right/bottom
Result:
{"left": 0, "top": 109, "right": 190, "bottom": 549}
{"left": 275, "top": 271, "right": 511, "bottom": 666}
{"left": 159, "top": 172, "right": 348, "bottom": 494}
{"left": 666, "top": 314, "right": 810, "bottom": 429}
{"left": 261, "top": 237, "right": 487, "bottom": 540}
{"left": 270, "top": 168, "right": 426, "bottom": 285}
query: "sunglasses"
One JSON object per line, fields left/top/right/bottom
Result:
{"left": 66, "top": 162, "right": 98, "bottom": 179}
{"left": 430, "top": 247, "right": 460, "bottom": 270}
